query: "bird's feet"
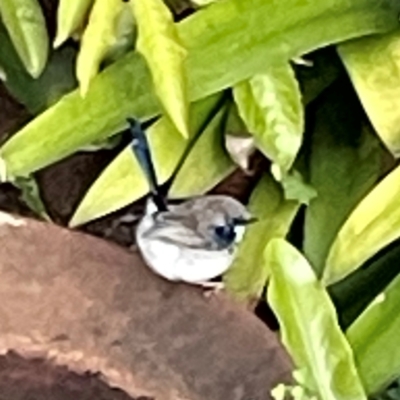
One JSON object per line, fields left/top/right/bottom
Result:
{"left": 198, "top": 280, "right": 225, "bottom": 297}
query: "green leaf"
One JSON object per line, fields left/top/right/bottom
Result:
{"left": 169, "top": 103, "right": 233, "bottom": 197}
{"left": 0, "top": 0, "right": 48, "bottom": 78}
{"left": 266, "top": 238, "right": 367, "bottom": 400}
{"left": 54, "top": 0, "right": 94, "bottom": 48}
{"left": 277, "top": 169, "right": 317, "bottom": 205}
{"left": 233, "top": 64, "right": 303, "bottom": 173}
{"left": 224, "top": 174, "right": 299, "bottom": 302}
{"left": 232, "top": 65, "right": 318, "bottom": 207}
{"left": 132, "top": 0, "right": 189, "bottom": 138}
{"left": 0, "top": 17, "right": 77, "bottom": 115}
{"left": 102, "top": 4, "right": 136, "bottom": 65}
{"left": 297, "top": 48, "right": 342, "bottom": 106}
{"left": 0, "top": 53, "right": 159, "bottom": 178}
{"left": 2, "top": 0, "right": 399, "bottom": 177}
{"left": 304, "top": 82, "right": 385, "bottom": 275}
{"left": 78, "top": 134, "right": 127, "bottom": 152}
{"left": 330, "top": 242, "right": 400, "bottom": 331}
{"left": 14, "top": 176, "right": 51, "bottom": 221}
{"left": 338, "top": 29, "right": 400, "bottom": 156}
{"left": 323, "top": 161, "right": 400, "bottom": 286}
{"left": 347, "top": 272, "right": 400, "bottom": 394}
{"left": 69, "top": 94, "right": 226, "bottom": 226}
{"left": 181, "top": 0, "right": 399, "bottom": 99}
{"left": 76, "top": 0, "right": 127, "bottom": 96}
{"left": 0, "top": 25, "right": 77, "bottom": 115}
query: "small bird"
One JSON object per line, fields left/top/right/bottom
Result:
{"left": 128, "top": 117, "right": 255, "bottom": 288}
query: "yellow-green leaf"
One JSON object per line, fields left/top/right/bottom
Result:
{"left": 102, "top": 4, "right": 136, "bottom": 64}
{"left": 76, "top": 0, "right": 125, "bottom": 96}
{"left": 69, "top": 94, "right": 224, "bottom": 226}
{"left": 233, "top": 63, "right": 303, "bottom": 173}
{"left": 224, "top": 174, "right": 299, "bottom": 302}
{"left": 0, "top": 19, "right": 77, "bottom": 114}
{"left": 131, "top": 0, "right": 189, "bottom": 138}
{"left": 69, "top": 117, "right": 183, "bottom": 227}
{"left": 14, "top": 176, "right": 51, "bottom": 221}
{"left": 324, "top": 163, "right": 400, "bottom": 286}
{"left": 304, "top": 83, "right": 385, "bottom": 275}
{"left": 347, "top": 273, "right": 400, "bottom": 394}
{"left": 2, "top": 0, "right": 399, "bottom": 179}
{"left": 0, "top": 0, "right": 48, "bottom": 78}
{"left": 169, "top": 104, "right": 233, "bottom": 197}
{"left": 54, "top": 0, "right": 94, "bottom": 48}
{"left": 338, "top": 29, "right": 400, "bottom": 156}
{"left": 267, "top": 238, "right": 367, "bottom": 400}
{"left": 277, "top": 168, "right": 317, "bottom": 205}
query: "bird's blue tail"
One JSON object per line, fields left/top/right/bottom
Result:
{"left": 127, "top": 117, "right": 168, "bottom": 212}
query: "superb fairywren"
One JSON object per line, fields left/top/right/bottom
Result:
{"left": 128, "top": 117, "right": 255, "bottom": 288}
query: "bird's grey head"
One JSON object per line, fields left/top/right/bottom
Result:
{"left": 184, "top": 195, "right": 256, "bottom": 250}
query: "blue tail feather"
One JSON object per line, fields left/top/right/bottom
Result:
{"left": 127, "top": 117, "right": 168, "bottom": 212}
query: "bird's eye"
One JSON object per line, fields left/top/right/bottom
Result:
{"left": 213, "top": 225, "right": 236, "bottom": 248}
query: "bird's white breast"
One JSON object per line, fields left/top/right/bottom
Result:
{"left": 136, "top": 214, "right": 237, "bottom": 283}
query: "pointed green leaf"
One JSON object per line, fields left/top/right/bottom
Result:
{"left": 70, "top": 144, "right": 146, "bottom": 227}
{"left": 224, "top": 174, "right": 299, "bottom": 302}
{"left": 266, "top": 239, "right": 367, "bottom": 400}
{"left": 131, "top": 0, "right": 189, "bottom": 138}
{"left": 181, "top": 0, "right": 399, "bottom": 99}
{"left": 101, "top": 4, "right": 136, "bottom": 65}
{"left": 330, "top": 243, "right": 400, "bottom": 331}
{"left": 304, "top": 83, "right": 385, "bottom": 275}
{"left": 323, "top": 162, "right": 400, "bottom": 286}
{"left": 0, "top": 18, "right": 77, "bottom": 114}
{"left": 347, "top": 273, "right": 400, "bottom": 394}
{"left": 277, "top": 169, "right": 317, "bottom": 205}
{"left": 338, "top": 29, "right": 400, "bottom": 156}
{"left": 233, "top": 64, "right": 303, "bottom": 173}
{"left": 69, "top": 94, "right": 225, "bottom": 226}
{"left": 169, "top": 104, "right": 233, "bottom": 197}
{"left": 0, "top": 53, "right": 159, "bottom": 179}
{"left": 298, "top": 48, "right": 342, "bottom": 106}
{"left": 14, "top": 176, "right": 51, "bottom": 221}
{"left": 76, "top": 0, "right": 126, "bottom": 96}
{"left": 54, "top": 0, "right": 94, "bottom": 48}
{"left": 0, "top": 0, "right": 48, "bottom": 78}
{"left": 1, "top": 0, "right": 399, "bottom": 178}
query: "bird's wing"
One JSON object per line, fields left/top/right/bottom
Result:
{"left": 142, "top": 221, "right": 212, "bottom": 249}
{"left": 154, "top": 211, "right": 200, "bottom": 230}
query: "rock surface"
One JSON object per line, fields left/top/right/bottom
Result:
{"left": 0, "top": 212, "right": 291, "bottom": 400}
